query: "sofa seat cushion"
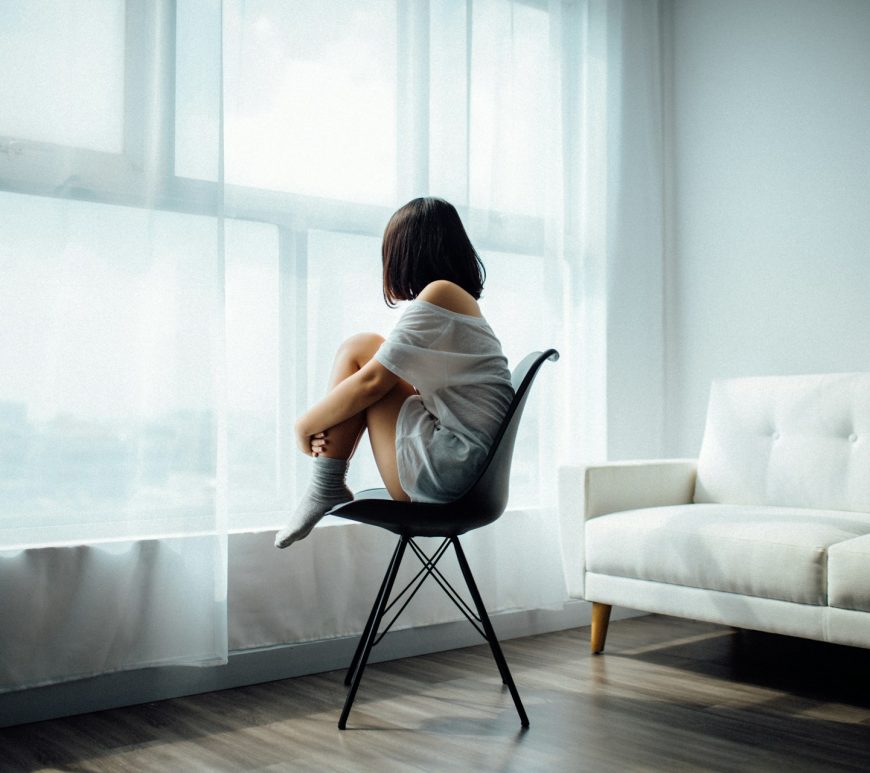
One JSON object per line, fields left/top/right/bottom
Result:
{"left": 586, "top": 504, "right": 870, "bottom": 605}
{"left": 828, "top": 534, "right": 870, "bottom": 612}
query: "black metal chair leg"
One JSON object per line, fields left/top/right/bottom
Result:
{"left": 338, "top": 537, "right": 408, "bottom": 730}
{"left": 344, "top": 538, "right": 403, "bottom": 686}
{"left": 452, "top": 537, "right": 530, "bottom": 728}
{"left": 445, "top": 536, "right": 510, "bottom": 687}
{"left": 449, "top": 537, "right": 512, "bottom": 690}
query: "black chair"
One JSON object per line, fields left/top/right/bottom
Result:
{"left": 327, "top": 349, "right": 559, "bottom": 729}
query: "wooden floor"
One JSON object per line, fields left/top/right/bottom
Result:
{"left": 4, "top": 614, "right": 870, "bottom": 772}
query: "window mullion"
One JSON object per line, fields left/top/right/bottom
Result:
{"left": 465, "top": 0, "right": 473, "bottom": 207}
{"left": 124, "top": 0, "right": 177, "bottom": 191}
{"left": 396, "top": 0, "right": 430, "bottom": 201}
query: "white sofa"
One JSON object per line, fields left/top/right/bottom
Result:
{"left": 561, "top": 373, "right": 870, "bottom": 653}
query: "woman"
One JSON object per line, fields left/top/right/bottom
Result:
{"left": 275, "top": 197, "right": 513, "bottom": 549}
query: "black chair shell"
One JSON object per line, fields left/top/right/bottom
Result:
{"left": 328, "top": 348, "right": 559, "bottom": 537}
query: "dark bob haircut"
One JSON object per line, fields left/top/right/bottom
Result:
{"left": 382, "top": 197, "right": 486, "bottom": 307}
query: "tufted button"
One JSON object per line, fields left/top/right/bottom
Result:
{"left": 772, "top": 431, "right": 780, "bottom": 441}
{"left": 849, "top": 433, "right": 858, "bottom": 443}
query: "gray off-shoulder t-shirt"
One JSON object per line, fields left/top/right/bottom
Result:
{"left": 373, "top": 299, "right": 514, "bottom": 503}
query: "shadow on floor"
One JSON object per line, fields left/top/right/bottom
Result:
{"left": 613, "top": 616, "right": 870, "bottom": 710}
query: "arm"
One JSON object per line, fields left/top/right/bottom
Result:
{"left": 572, "top": 458, "right": 698, "bottom": 522}
{"left": 294, "top": 357, "right": 399, "bottom": 454}
{"left": 558, "top": 459, "right": 697, "bottom": 598}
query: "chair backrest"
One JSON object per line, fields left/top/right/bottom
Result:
{"left": 451, "top": 349, "right": 559, "bottom": 532}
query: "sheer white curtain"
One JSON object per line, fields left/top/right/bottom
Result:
{"left": 220, "top": 0, "right": 578, "bottom": 653}
{"left": 0, "top": 0, "right": 228, "bottom": 690}
{"left": 558, "top": 0, "right": 667, "bottom": 595}
{"left": 0, "top": 0, "right": 665, "bottom": 690}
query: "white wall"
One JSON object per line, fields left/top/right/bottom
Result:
{"left": 665, "top": 0, "right": 870, "bottom": 456}
{"left": 604, "top": 0, "right": 666, "bottom": 461}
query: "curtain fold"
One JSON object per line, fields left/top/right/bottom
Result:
{"left": 227, "top": 509, "right": 567, "bottom": 652}
{"left": 0, "top": 538, "right": 226, "bottom": 691}
{"left": 0, "top": 0, "right": 228, "bottom": 691}
{"left": 557, "top": 0, "right": 666, "bottom": 596}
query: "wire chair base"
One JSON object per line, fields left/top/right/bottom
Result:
{"left": 337, "top": 535, "right": 529, "bottom": 730}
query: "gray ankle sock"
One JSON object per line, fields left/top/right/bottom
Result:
{"left": 275, "top": 457, "right": 353, "bottom": 549}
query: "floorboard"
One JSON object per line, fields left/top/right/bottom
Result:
{"left": 3, "top": 615, "right": 870, "bottom": 772}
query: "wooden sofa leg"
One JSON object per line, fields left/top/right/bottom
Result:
{"left": 591, "top": 603, "right": 612, "bottom": 654}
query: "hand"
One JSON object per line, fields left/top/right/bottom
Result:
{"left": 295, "top": 421, "right": 329, "bottom": 456}
{"left": 295, "top": 421, "right": 314, "bottom": 456}
{"left": 310, "top": 431, "right": 328, "bottom": 457}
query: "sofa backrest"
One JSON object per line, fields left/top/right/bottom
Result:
{"left": 694, "top": 373, "right": 870, "bottom": 512}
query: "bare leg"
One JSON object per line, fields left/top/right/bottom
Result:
{"left": 312, "top": 333, "right": 383, "bottom": 461}
{"left": 308, "top": 332, "right": 413, "bottom": 500}
{"left": 367, "top": 379, "right": 415, "bottom": 502}
{"left": 275, "top": 334, "right": 413, "bottom": 548}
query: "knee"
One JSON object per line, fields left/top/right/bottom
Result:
{"left": 337, "top": 332, "right": 385, "bottom": 365}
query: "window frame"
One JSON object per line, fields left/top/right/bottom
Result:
{"left": 0, "top": 0, "right": 576, "bottom": 529}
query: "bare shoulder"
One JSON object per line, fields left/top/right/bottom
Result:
{"left": 417, "top": 280, "right": 482, "bottom": 317}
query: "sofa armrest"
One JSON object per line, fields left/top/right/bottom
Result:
{"left": 577, "top": 458, "right": 698, "bottom": 521}
{"left": 558, "top": 459, "right": 697, "bottom": 598}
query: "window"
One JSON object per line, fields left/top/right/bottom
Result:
{"left": 0, "top": 0, "right": 125, "bottom": 152}
{"left": 223, "top": 0, "right": 398, "bottom": 204}
{"left": 469, "top": 0, "right": 550, "bottom": 216}
{"left": 0, "top": 0, "right": 567, "bottom": 545}
{"left": 0, "top": 193, "right": 221, "bottom": 544}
